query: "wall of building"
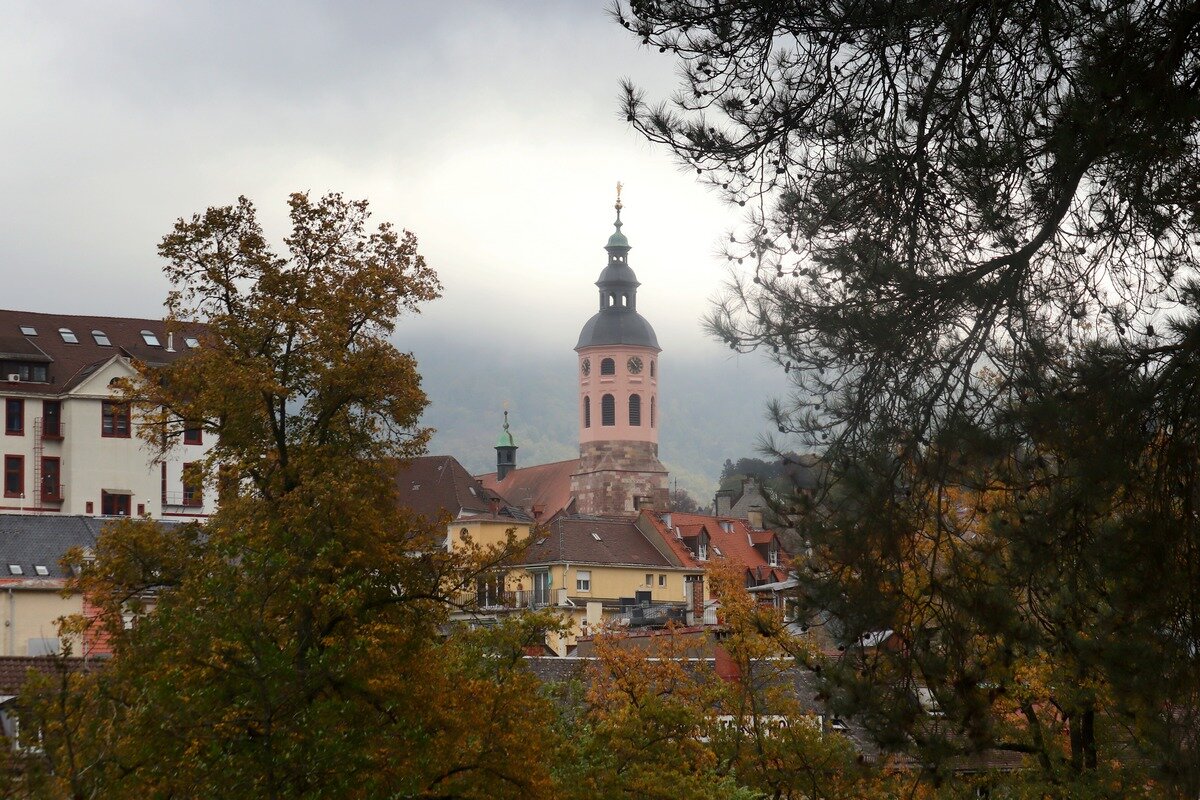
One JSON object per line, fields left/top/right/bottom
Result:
{"left": 576, "top": 344, "right": 659, "bottom": 445}
{"left": 0, "top": 582, "right": 82, "bottom": 656}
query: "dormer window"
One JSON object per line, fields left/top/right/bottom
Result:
{"left": 141, "top": 330, "right": 161, "bottom": 347}
{"left": 768, "top": 541, "right": 779, "bottom": 566}
{"left": 92, "top": 330, "right": 111, "bottom": 346}
{"left": 59, "top": 328, "right": 78, "bottom": 344}
{"left": 698, "top": 534, "right": 708, "bottom": 561}
{"left": 20, "top": 326, "right": 36, "bottom": 336}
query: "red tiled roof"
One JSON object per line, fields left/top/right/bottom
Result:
{"left": 0, "top": 309, "right": 206, "bottom": 395}
{"left": 641, "top": 511, "right": 790, "bottom": 583}
{"left": 477, "top": 458, "right": 578, "bottom": 521}
{"left": 0, "top": 656, "right": 100, "bottom": 694}
{"left": 517, "top": 516, "right": 672, "bottom": 568}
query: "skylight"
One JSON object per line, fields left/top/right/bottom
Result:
{"left": 92, "top": 330, "right": 111, "bottom": 346}
{"left": 34, "top": 565, "right": 49, "bottom": 576}
{"left": 19, "top": 326, "right": 36, "bottom": 336}
{"left": 141, "top": 330, "right": 161, "bottom": 346}
{"left": 591, "top": 532, "right": 602, "bottom": 541}
{"left": 184, "top": 336, "right": 199, "bottom": 348}
{"left": 8, "top": 565, "right": 22, "bottom": 575}
{"left": 59, "top": 328, "right": 78, "bottom": 344}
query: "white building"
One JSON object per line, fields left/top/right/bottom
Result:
{"left": 1, "top": 309, "right": 213, "bottom": 520}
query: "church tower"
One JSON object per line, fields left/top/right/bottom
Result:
{"left": 570, "top": 188, "right": 669, "bottom": 516}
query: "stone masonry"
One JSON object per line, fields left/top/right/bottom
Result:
{"left": 570, "top": 440, "right": 669, "bottom": 516}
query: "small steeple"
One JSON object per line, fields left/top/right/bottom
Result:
{"left": 606, "top": 181, "right": 630, "bottom": 250}
{"left": 495, "top": 409, "right": 518, "bottom": 480}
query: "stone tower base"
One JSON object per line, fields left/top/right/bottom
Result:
{"left": 571, "top": 440, "right": 670, "bottom": 517}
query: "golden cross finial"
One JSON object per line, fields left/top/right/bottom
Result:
{"left": 615, "top": 181, "right": 624, "bottom": 211}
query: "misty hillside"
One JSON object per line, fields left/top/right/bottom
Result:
{"left": 398, "top": 333, "right": 794, "bottom": 502}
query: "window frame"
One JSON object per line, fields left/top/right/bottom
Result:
{"left": 583, "top": 396, "right": 591, "bottom": 428}
{"left": 40, "top": 456, "right": 60, "bottom": 501}
{"left": 5, "top": 398, "right": 23, "bottom": 436}
{"left": 601, "top": 394, "right": 615, "bottom": 426}
{"left": 575, "top": 570, "right": 591, "bottom": 593}
{"left": 629, "top": 393, "right": 641, "bottom": 426}
{"left": 101, "top": 401, "right": 131, "bottom": 438}
{"left": 183, "top": 426, "right": 203, "bottom": 445}
{"left": 532, "top": 571, "right": 551, "bottom": 606}
{"left": 3, "top": 455, "right": 23, "bottom": 498}
{"left": 600, "top": 357, "right": 616, "bottom": 376}
{"left": 41, "top": 400, "right": 62, "bottom": 439}
{"left": 100, "top": 491, "right": 131, "bottom": 517}
{"left": 182, "top": 462, "right": 202, "bottom": 507}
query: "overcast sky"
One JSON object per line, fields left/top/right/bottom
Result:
{"left": 1, "top": 1, "right": 758, "bottom": 362}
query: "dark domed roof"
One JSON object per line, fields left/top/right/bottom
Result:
{"left": 576, "top": 311, "right": 660, "bottom": 350}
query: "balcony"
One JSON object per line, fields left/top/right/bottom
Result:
{"left": 469, "top": 588, "right": 551, "bottom": 611}
{"left": 162, "top": 491, "right": 203, "bottom": 508}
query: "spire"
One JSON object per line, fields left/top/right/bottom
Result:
{"left": 606, "top": 181, "right": 630, "bottom": 250}
{"left": 495, "top": 409, "right": 518, "bottom": 480}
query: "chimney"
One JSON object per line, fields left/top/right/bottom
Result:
{"left": 747, "top": 506, "right": 764, "bottom": 529}
{"left": 690, "top": 576, "right": 704, "bottom": 622}
{"left": 715, "top": 489, "right": 733, "bottom": 516}
{"left": 166, "top": 332, "right": 175, "bottom": 352}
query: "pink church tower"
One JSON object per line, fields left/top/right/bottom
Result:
{"left": 570, "top": 189, "right": 670, "bottom": 516}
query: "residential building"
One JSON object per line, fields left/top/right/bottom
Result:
{"left": 0, "top": 310, "right": 212, "bottom": 520}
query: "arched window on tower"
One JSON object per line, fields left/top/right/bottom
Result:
{"left": 600, "top": 358, "right": 615, "bottom": 376}
{"left": 650, "top": 396, "right": 656, "bottom": 428}
{"left": 629, "top": 394, "right": 641, "bottom": 426}
{"left": 584, "top": 396, "right": 591, "bottom": 428}
{"left": 650, "top": 360, "right": 656, "bottom": 378}
{"left": 601, "top": 394, "right": 615, "bottom": 426}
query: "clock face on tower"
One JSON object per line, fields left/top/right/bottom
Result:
{"left": 581, "top": 358, "right": 591, "bottom": 376}
{"left": 627, "top": 356, "right": 644, "bottom": 374}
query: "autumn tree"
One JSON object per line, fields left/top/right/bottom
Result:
{"left": 20, "top": 193, "right": 557, "bottom": 799}
{"left": 616, "top": 0, "right": 1200, "bottom": 792}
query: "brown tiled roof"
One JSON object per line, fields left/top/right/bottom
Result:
{"left": 0, "top": 309, "right": 206, "bottom": 395}
{"left": 641, "top": 511, "right": 790, "bottom": 584}
{"left": 394, "top": 455, "right": 505, "bottom": 523}
{"left": 517, "top": 516, "right": 673, "bottom": 568}
{"left": 477, "top": 458, "right": 579, "bottom": 520}
{"left": 0, "top": 656, "right": 100, "bottom": 694}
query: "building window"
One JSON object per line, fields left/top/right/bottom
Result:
{"left": 58, "top": 328, "right": 78, "bottom": 344}
{"left": 5, "top": 399, "right": 22, "bottom": 435}
{"left": 659, "top": 574, "right": 666, "bottom": 586}
{"left": 532, "top": 571, "right": 551, "bottom": 606}
{"left": 184, "top": 336, "right": 199, "bottom": 349}
{"left": 629, "top": 394, "right": 641, "bottom": 426}
{"left": 650, "top": 396, "right": 656, "bottom": 428}
{"left": 141, "top": 330, "right": 161, "bottom": 347}
{"left": 600, "top": 358, "right": 615, "bottom": 376}
{"left": 576, "top": 570, "right": 591, "bottom": 592}
{"left": 3, "top": 363, "right": 48, "bottom": 382}
{"left": 698, "top": 534, "right": 708, "bottom": 561}
{"left": 40, "top": 457, "right": 60, "bottom": 501}
{"left": 183, "top": 426, "right": 203, "bottom": 445}
{"left": 101, "top": 402, "right": 130, "bottom": 438}
{"left": 476, "top": 573, "right": 505, "bottom": 608}
{"left": 91, "top": 330, "right": 111, "bottom": 346}
{"left": 182, "top": 462, "right": 202, "bottom": 507}
{"left": 19, "top": 326, "right": 36, "bottom": 336}
{"left": 583, "top": 396, "right": 591, "bottom": 428}
{"left": 42, "top": 400, "right": 61, "bottom": 438}
{"left": 650, "top": 360, "right": 656, "bottom": 378}
{"left": 3, "top": 455, "right": 23, "bottom": 498}
{"left": 601, "top": 394, "right": 615, "bottom": 426}
{"left": 646, "top": 573, "right": 653, "bottom": 586}
{"left": 769, "top": 541, "right": 779, "bottom": 566}
{"left": 101, "top": 491, "right": 130, "bottom": 517}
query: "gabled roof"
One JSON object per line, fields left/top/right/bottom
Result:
{"left": 477, "top": 458, "right": 578, "bottom": 521}
{"left": 517, "top": 516, "right": 673, "bottom": 568}
{"left": 0, "top": 515, "right": 103, "bottom": 579}
{"left": 394, "top": 455, "right": 510, "bottom": 523}
{"left": 0, "top": 656, "right": 100, "bottom": 694}
{"left": 640, "top": 511, "right": 790, "bottom": 583}
{"left": 0, "top": 309, "right": 205, "bottom": 396}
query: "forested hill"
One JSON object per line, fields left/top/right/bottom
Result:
{"left": 399, "top": 333, "right": 793, "bottom": 502}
